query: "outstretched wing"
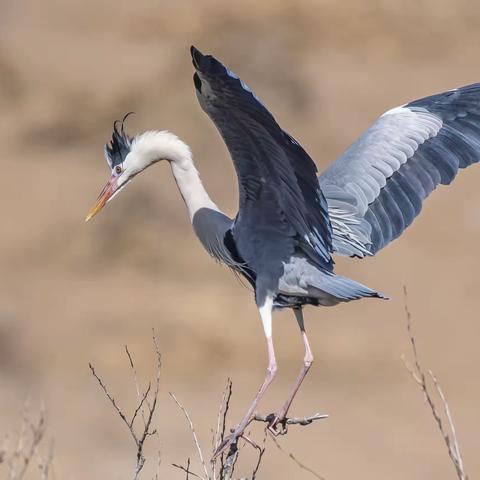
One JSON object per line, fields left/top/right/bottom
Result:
{"left": 191, "top": 46, "right": 333, "bottom": 270}
{"left": 319, "top": 84, "right": 480, "bottom": 257}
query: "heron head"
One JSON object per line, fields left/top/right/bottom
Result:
{"left": 86, "top": 115, "right": 192, "bottom": 222}
{"left": 85, "top": 113, "right": 152, "bottom": 222}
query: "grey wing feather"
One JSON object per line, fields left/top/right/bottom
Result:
{"left": 319, "top": 83, "right": 480, "bottom": 257}
{"left": 191, "top": 208, "right": 238, "bottom": 267}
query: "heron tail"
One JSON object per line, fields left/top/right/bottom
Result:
{"left": 308, "top": 271, "right": 388, "bottom": 304}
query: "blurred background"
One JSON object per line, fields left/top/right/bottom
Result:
{"left": 1, "top": 0, "right": 479, "bottom": 478}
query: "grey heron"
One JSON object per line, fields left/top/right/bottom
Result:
{"left": 87, "top": 46, "right": 480, "bottom": 453}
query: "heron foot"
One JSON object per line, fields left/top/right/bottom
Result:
{"left": 255, "top": 411, "right": 329, "bottom": 436}
{"left": 266, "top": 413, "right": 288, "bottom": 436}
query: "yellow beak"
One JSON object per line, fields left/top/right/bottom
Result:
{"left": 85, "top": 175, "right": 118, "bottom": 222}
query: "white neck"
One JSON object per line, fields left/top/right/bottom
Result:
{"left": 170, "top": 160, "right": 220, "bottom": 220}
{"left": 131, "top": 131, "right": 220, "bottom": 220}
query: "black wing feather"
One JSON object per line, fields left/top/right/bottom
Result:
{"left": 191, "top": 46, "right": 333, "bottom": 271}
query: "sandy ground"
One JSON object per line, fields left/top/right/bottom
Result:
{"left": 0, "top": 1, "right": 479, "bottom": 478}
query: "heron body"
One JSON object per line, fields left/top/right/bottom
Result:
{"left": 87, "top": 46, "right": 480, "bottom": 451}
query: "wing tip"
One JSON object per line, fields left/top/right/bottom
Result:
{"left": 190, "top": 46, "right": 227, "bottom": 78}
{"left": 190, "top": 45, "right": 203, "bottom": 68}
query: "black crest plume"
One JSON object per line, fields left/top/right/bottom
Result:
{"left": 104, "top": 112, "right": 134, "bottom": 169}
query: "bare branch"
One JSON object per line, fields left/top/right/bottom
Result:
{"left": 89, "top": 363, "right": 138, "bottom": 444}
{"left": 213, "top": 378, "right": 231, "bottom": 453}
{"left": 130, "top": 383, "right": 152, "bottom": 429}
{"left": 89, "top": 331, "right": 161, "bottom": 480}
{"left": 402, "top": 286, "right": 468, "bottom": 480}
{"left": 127, "top": 332, "right": 162, "bottom": 479}
{"left": 254, "top": 412, "right": 328, "bottom": 428}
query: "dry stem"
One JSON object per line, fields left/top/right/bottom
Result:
{"left": 402, "top": 286, "right": 468, "bottom": 480}
{"left": 1, "top": 402, "right": 51, "bottom": 480}
{"left": 169, "top": 392, "right": 209, "bottom": 480}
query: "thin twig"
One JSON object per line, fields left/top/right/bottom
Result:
{"left": 125, "top": 345, "right": 148, "bottom": 428}
{"left": 169, "top": 393, "right": 209, "bottom": 480}
{"left": 221, "top": 382, "right": 233, "bottom": 445}
{"left": 250, "top": 430, "right": 267, "bottom": 480}
{"left": 212, "top": 378, "right": 232, "bottom": 480}
{"left": 149, "top": 330, "right": 163, "bottom": 478}
{"left": 130, "top": 383, "right": 151, "bottom": 429}
{"left": 429, "top": 371, "right": 466, "bottom": 477}
{"left": 172, "top": 458, "right": 203, "bottom": 479}
{"left": 89, "top": 363, "right": 138, "bottom": 443}
{"left": 219, "top": 380, "right": 233, "bottom": 479}
{"left": 269, "top": 434, "right": 325, "bottom": 480}
{"left": 402, "top": 286, "right": 468, "bottom": 480}
{"left": 213, "top": 378, "right": 231, "bottom": 452}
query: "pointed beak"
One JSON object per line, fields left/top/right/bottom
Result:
{"left": 85, "top": 175, "right": 119, "bottom": 222}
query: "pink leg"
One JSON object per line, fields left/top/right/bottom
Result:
{"left": 213, "top": 296, "right": 276, "bottom": 457}
{"left": 269, "top": 308, "right": 313, "bottom": 434}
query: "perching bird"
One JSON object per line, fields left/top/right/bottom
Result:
{"left": 87, "top": 46, "right": 480, "bottom": 453}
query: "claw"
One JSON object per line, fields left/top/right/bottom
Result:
{"left": 266, "top": 414, "right": 288, "bottom": 436}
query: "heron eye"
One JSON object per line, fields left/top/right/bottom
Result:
{"left": 115, "top": 165, "right": 122, "bottom": 175}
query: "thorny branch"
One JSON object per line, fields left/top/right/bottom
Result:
{"left": 89, "top": 330, "right": 162, "bottom": 480}
{"left": 402, "top": 286, "right": 468, "bottom": 480}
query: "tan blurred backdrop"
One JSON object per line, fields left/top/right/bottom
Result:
{"left": 1, "top": 0, "right": 479, "bottom": 478}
